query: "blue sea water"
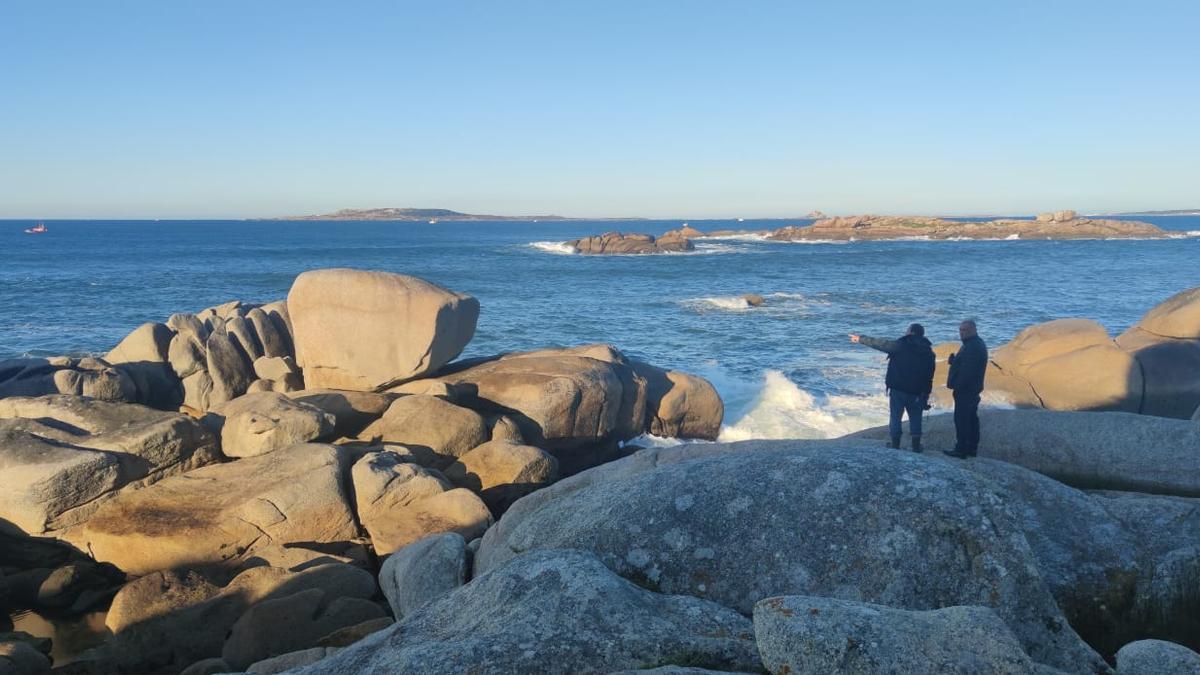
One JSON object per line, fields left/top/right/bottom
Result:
{"left": 2, "top": 216, "right": 1198, "bottom": 439}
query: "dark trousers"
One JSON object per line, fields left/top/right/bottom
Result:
{"left": 953, "top": 391, "right": 981, "bottom": 454}
{"left": 888, "top": 389, "right": 924, "bottom": 440}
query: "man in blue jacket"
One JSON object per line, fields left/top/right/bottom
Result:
{"left": 849, "top": 323, "right": 936, "bottom": 452}
{"left": 944, "top": 319, "right": 988, "bottom": 458}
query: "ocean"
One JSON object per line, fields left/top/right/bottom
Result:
{"left": 3, "top": 216, "right": 1198, "bottom": 441}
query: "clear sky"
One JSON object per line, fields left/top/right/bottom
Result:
{"left": 2, "top": 1, "right": 1197, "bottom": 219}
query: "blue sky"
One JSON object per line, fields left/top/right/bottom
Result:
{"left": 1, "top": 1, "right": 1197, "bottom": 218}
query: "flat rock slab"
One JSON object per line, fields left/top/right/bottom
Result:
{"left": 78, "top": 443, "right": 358, "bottom": 574}
{"left": 288, "top": 549, "right": 761, "bottom": 674}
{"left": 852, "top": 409, "right": 1200, "bottom": 497}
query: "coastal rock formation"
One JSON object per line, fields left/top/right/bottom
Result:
{"left": 443, "top": 440, "right": 559, "bottom": 514}
{"left": 476, "top": 442, "right": 1107, "bottom": 673}
{"left": 221, "top": 587, "right": 385, "bottom": 670}
{"left": 105, "top": 562, "right": 376, "bottom": 673}
{"left": 433, "top": 345, "right": 650, "bottom": 456}
{"left": 357, "top": 395, "right": 488, "bottom": 468}
{"left": 0, "top": 356, "right": 135, "bottom": 402}
{"left": 0, "top": 640, "right": 51, "bottom": 674}
{"left": 378, "top": 533, "right": 467, "bottom": 619}
{"left": 287, "top": 388, "right": 395, "bottom": 438}
{"left": 935, "top": 287, "right": 1200, "bottom": 418}
{"left": 78, "top": 443, "right": 360, "bottom": 574}
{"left": 1115, "top": 640, "right": 1200, "bottom": 674}
{"left": 0, "top": 527, "right": 124, "bottom": 616}
{"left": 288, "top": 549, "right": 762, "bottom": 675}
{"left": 205, "top": 392, "right": 335, "bottom": 458}
{"left": 852, "top": 409, "right": 1200, "bottom": 496}
{"left": 631, "top": 361, "right": 724, "bottom": 440}
{"left": 104, "top": 322, "right": 173, "bottom": 365}
{"left": 288, "top": 269, "right": 479, "bottom": 390}
{"left": 350, "top": 450, "right": 492, "bottom": 556}
{"left": 990, "top": 319, "right": 1142, "bottom": 412}
{"left": 565, "top": 231, "right": 695, "bottom": 254}
{"left": 0, "top": 395, "right": 219, "bottom": 532}
{"left": 754, "top": 596, "right": 1039, "bottom": 674}
{"left": 766, "top": 213, "right": 1164, "bottom": 241}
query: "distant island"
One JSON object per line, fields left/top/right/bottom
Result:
{"left": 1098, "top": 209, "right": 1200, "bottom": 217}
{"left": 273, "top": 207, "right": 645, "bottom": 222}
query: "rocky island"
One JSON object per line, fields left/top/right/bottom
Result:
{"left": 2, "top": 270, "right": 1200, "bottom": 674}
{"left": 564, "top": 230, "right": 695, "bottom": 254}
{"left": 767, "top": 210, "right": 1166, "bottom": 241}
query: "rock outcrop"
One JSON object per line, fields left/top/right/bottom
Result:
{"left": 205, "top": 391, "right": 335, "bottom": 458}
{"left": 565, "top": 231, "right": 695, "bottom": 254}
{"left": 475, "top": 441, "right": 1107, "bottom": 673}
{"left": 0, "top": 395, "right": 220, "bottom": 532}
{"left": 78, "top": 443, "right": 360, "bottom": 574}
{"left": 766, "top": 213, "right": 1164, "bottom": 241}
{"left": 356, "top": 395, "right": 488, "bottom": 468}
{"left": 1115, "top": 639, "right": 1200, "bottom": 674}
{"left": 288, "top": 549, "right": 762, "bottom": 674}
{"left": 754, "top": 596, "right": 1039, "bottom": 674}
{"left": 933, "top": 288, "right": 1200, "bottom": 418}
{"left": 852, "top": 409, "right": 1200, "bottom": 497}
{"left": 0, "top": 357, "right": 135, "bottom": 403}
{"left": 350, "top": 450, "right": 493, "bottom": 556}
{"left": 288, "top": 269, "right": 479, "bottom": 390}
{"left": 104, "top": 562, "right": 376, "bottom": 672}
{"left": 443, "top": 440, "right": 559, "bottom": 514}
{"left": 378, "top": 533, "right": 467, "bottom": 619}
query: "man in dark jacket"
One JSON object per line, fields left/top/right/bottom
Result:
{"left": 849, "top": 323, "right": 936, "bottom": 452}
{"left": 945, "top": 319, "right": 987, "bottom": 458}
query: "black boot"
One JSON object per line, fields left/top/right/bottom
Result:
{"left": 911, "top": 437, "right": 922, "bottom": 453}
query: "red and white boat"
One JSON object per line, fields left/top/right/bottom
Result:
{"left": 24, "top": 222, "right": 47, "bottom": 234}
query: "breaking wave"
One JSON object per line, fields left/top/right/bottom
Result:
{"left": 716, "top": 370, "right": 890, "bottom": 441}
{"left": 529, "top": 241, "right": 578, "bottom": 255}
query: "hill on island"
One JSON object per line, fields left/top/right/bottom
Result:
{"left": 274, "top": 208, "right": 641, "bottom": 221}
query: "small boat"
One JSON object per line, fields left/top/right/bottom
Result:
{"left": 24, "top": 222, "right": 47, "bottom": 234}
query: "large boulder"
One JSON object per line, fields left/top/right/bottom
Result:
{"left": 357, "top": 395, "right": 488, "bottom": 467}
{"left": 443, "top": 440, "right": 559, "bottom": 514}
{"left": 205, "top": 330, "right": 255, "bottom": 406}
{"left": 221, "top": 588, "right": 385, "bottom": 669}
{"left": 0, "top": 527, "right": 124, "bottom": 615}
{"left": 955, "top": 458, "right": 1199, "bottom": 656}
{"left": 1115, "top": 639, "right": 1200, "bottom": 674}
{"left": 0, "top": 640, "right": 51, "bottom": 675}
{"left": 105, "top": 563, "right": 375, "bottom": 672}
{"left": 206, "top": 392, "right": 335, "bottom": 458}
{"left": 852, "top": 409, "right": 1200, "bottom": 497}
{"left": 1116, "top": 328, "right": 1200, "bottom": 418}
{"left": 565, "top": 232, "right": 696, "bottom": 254}
{"left": 288, "top": 269, "right": 479, "bottom": 390}
{"left": 0, "top": 357, "right": 135, "bottom": 402}
{"left": 104, "top": 322, "right": 173, "bottom": 364}
{"left": 350, "top": 451, "right": 492, "bottom": 555}
{"left": 991, "top": 319, "right": 1142, "bottom": 412}
{"left": 288, "top": 389, "right": 394, "bottom": 438}
{"left": 754, "top": 596, "right": 1039, "bottom": 674}
{"left": 78, "top": 443, "right": 359, "bottom": 574}
{"left": 378, "top": 533, "right": 467, "bottom": 619}
{"left": 476, "top": 441, "right": 1107, "bottom": 673}
{"left": 1134, "top": 287, "right": 1200, "bottom": 339}
{"left": 435, "top": 346, "right": 649, "bottom": 468}
{"left": 288, "top": 549, "right": 761, "bottom": 674}
{"left": 0, "top": 395, "right": 220, "bottom": 532}
{"left": 631, "top": 361, "right": 723, "bottom": 439}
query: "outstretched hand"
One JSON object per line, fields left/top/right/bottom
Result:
{"left": 848, "top": 334, "right": 860, "bottom": 343}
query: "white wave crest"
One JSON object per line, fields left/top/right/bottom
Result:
{"left": 1005, "top": 233, "right": 1020, "bottom": 240}
{"left": 529, "top": 241, "right": 577, "bottom": 255}
{"left": 683, "top": 295, "right": 753, "bottom": 312}
{"left": 1168, "top": 230, "right": 1200, "bottom": 239}
{"left": 718, "top": 370, "right": 889, "bottom": 441}
{"left": 699, "top": 233, "right": 771, "bottom": 242}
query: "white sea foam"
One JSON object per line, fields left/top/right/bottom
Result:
{"left": 1168, "top": 230, "right": 1200, "bottom": 239}
{"left": 699, "top": 233, "right": 772, "bottom": 242}
{"left": 529, "top": 241, "right": 578, "bottom": 255}
{"left": 717, "top": 370, "right": 890, "bottom": 441}
{"left": 683, "top": 296, "right": 752, "bottom": 312}
{"left": 1005, "top": 233, "right": 1021, "bottom": 240}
